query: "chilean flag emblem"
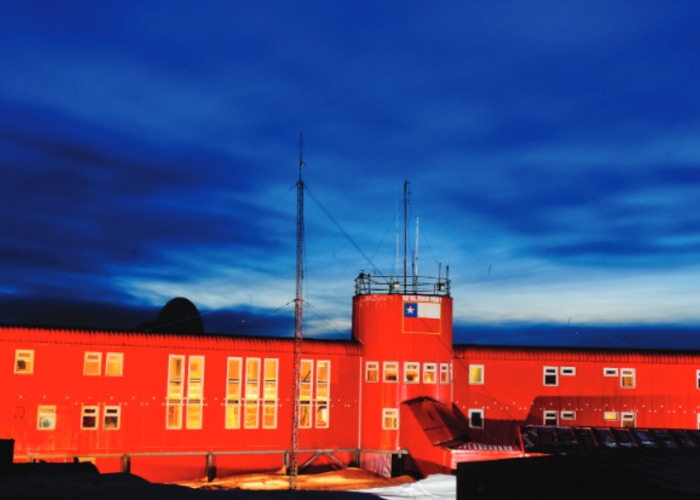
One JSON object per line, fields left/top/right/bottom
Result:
{"left": 403, "top": 301, "right": 441, "bottom": 334}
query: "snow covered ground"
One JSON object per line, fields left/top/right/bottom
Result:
{"left": 355, "top": 474, "right": 456, "bottom": 499}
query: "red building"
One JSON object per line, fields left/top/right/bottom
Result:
{"left": 3, "top": 272, "right": 700, "bottom": 482}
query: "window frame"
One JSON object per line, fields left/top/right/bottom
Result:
{"left": 468, "top": 408, "right": 484, "bottom": 429}
{"left": 404, "top": 362, "right": 420, "bottom": 383}
{"left": 104, "top": 406, "right": 121, "bottom": 430}
{"left": 365, "top": 361, "right": 379, "bottom": 383}
{"left": 14, "top": 349, "right": 35, "bottom": 374}
{"left": 560, "top": 410, "right": 576, "bottom": 421}
{"left": 620, "top": 368, "right": 636, "bottom": 388}
{"left": 225, "top": 357, "right": 242, "bottom": 429}
{"left": 603, "top": 367, "right": 619, "bottom": 377}
{"left": 84, "top": 352, "right": 102, "bottom": 376}
{"left": 423, "top": 363, "right": 437, "bottom": 384}
{"left": 383, "top": 361, "right": 398, "bottom": 383}
{"left": 263, "top": 358, "right": 279, "bottom": 429}
{"left": 469, "top": 364, "right": 485, "bottom": 385}
{"left": 382, "top": 408, "right": 399, "bottom": 430}
{"left": 244, "top": 357, "right": 261, "bottom": 429}
{"left": 439, "top": 363, "right": 450, "bottom": 384}
{"left": 543, "top": 410, "right": 558, "bottom": 426}
{"left": 37, "top": 405, "right": 57, "bottom": 430}
{"left": 81, "top": 405, "right": 99, "bottom": 430}
{"left": 315, "top": 360, "right": 330, "bottom": 429}
{"left": 560, "top": 366, "right": 576, "bottom": 376}
{"left": 105, "top": 352, "right": 124, "bottom": 377}
{"left": 543, "top": 366, "right": 558, "bottom": 386}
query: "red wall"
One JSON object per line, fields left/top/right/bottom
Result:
{"left": 2, "top": 326, "right": 361, "bottom": 481}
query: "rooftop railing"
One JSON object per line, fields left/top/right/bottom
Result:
{"left": 354, "top": 272, "right": 451, "bottom": 297}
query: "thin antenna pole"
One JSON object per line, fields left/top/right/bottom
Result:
{"left": 403, "top": 180, "right": 409, "bottom": 291}
{"left": 415, "top": 216, "right": 419, "bottom": 290}
{"left": 289, "top": 133, "right": 304, "bottom": 490}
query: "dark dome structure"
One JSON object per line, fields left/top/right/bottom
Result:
{"left": 137, "top": 297, "right": 204, "bottom": 334}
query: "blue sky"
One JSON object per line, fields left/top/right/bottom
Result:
{"left": 2, "top": 1, "right": 700, "bottom": 347}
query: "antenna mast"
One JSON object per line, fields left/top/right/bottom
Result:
{"left": 289, "top": 133, "right": 304, "bottom": 489}
{"left": 403, "top": 180, "right": 409, "bottom": 290}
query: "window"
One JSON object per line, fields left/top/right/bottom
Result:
{"left": 225, "top": 357, "right": 242, "bottom": 429}
{"left": 603, "top": 411, "right": 619, "bottom": 422}
{"left": 561, "top": 367, "right": 576, "bottom": 376}
{"left": 469, "top": 409, "right": 484, "bottom": 429}
{"left": 543, "top": 366, "right": 558, "bottom": 386}
{"left": 166, "top": 355, "right": 184, "bottom": 429}
{"left": 404, "top": 362, "right": 420, "bottom": 383}
{"left": 439, "top": 363, "right": 450, "bottom": 384}
{"left": 561, "top": 410, "right": 576, "bottom": 420}
{"left": 469, "top": 364, "right": 484, "bottom": 385}
{"left": 383, "top": 361, "right": 398, "bottom": 383}
{"left": 104, "top": 406, "right": 120, "bottom": 430}
{"left": 105, "top": 353, "right": 124, "bottom": 377}
{"left": 316, "top": 360, "right": 330, "bottom": 428}
{"left": 263, "top": 358, "right": 278, "bottom": 429}
{"left": 382, "top": 408, "right": 398, "bottom": 430}
{"left": 14, "top": 350, "right": 34, "bottom": 374}
{"left": 81, "top": 406, "right": 99, "bottom": 429}
{"left": 604, "top": 368, "right": 618, "bottom": 377}
{"left": 621, "top": 368, "right": 635, "bottom": 388}
{"left": 366, "top": 361, "right": 379, "bottom": 382}
{"left": 621, "top": 412, "right": 635, "bottom": 428}
{"left": 37, "top": 405, "right": 56, "bottom": 430}
{"left": 697, "top": 370, "right": 700, "bottom": 390}
{"left": 84, "top": 352, "right": 102, "bottom": 376}
{"left": 299, "top": 359, "right": 313, "bottom": 428}
{"left": 423, "top": 363, "right": 437, "bottom": 384}
{"left": 186, "top": 356, "right": 204, "bottom": 429}
{"left": 245, "top": 358, "right": 260, "bottom": 429}
{"left": 543, "top": 410, "right": 558, "bottom": 426}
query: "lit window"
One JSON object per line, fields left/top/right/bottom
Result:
{"left": 14, "top": 350, "right": 34, "bottom": 374}
{"left": 81, "top": 406, "right": 99, "bottom": 430}
{"left": 543, "top": 366, "right": 558, "bottom": 386}
{"left": 37, "top": 405, "right": 56, "bottom": 430}
{"left": 263, "top": 358, "right": 278, "bottom": 429}
{"left": 621, "top": 412, "right": 635, "bottom": 428}
{"left": 621, "top": 368, "right": 635, "bottom": 388}
{"left": 166, "top": 355, "right": 185, "bottom": 429}
{"left": 186, "top": 356, "right": 204, "bottom": 429}
{"left": 166, "top": 403, "right": 182, "bottom": 429}
{"left": 469, "top": 364, "right": 484, "bottom": 385}
{"left": 105, "top": 353, "right": 124, "bottom": 377}
{"left": 543, "top": 410, "right": 558, "bottom": 426}
{"left": 423, "top": 363, "right": 437, "bottom": 384}
{"left": 469, "top": 409, "right": 484, "bottom": 429}
{"left": 225, "top": 357, "right": 242, "bottom": 429}
{"left": 439, "top": 363, "right": 450, "bottom": 384}
{"left": 245, "top": 358, "right": 260, "bottom": 429}
{"left": 604, "top": 411, "right": 619, "bottom": 421}
{"left": 104, "top": 406, "right": 120, "bottom": 430}
{"left": 560, "top": 366, "right": 576, "bottom": 376}
{"left": 383, "top": 362, "right": 398, "bottom": 383}
{"left": 84, "top": 352, "right": 102, "bottom": 376}
{"left": 604, "top": 368, "right": 618, "bottom": 377}
{"left": 167, "top": 355, "right": 185, "bottom": 400}
{"left": 366, "top": 361, "right": 379, "bottom": 383}
{"left": 561, "top": 410, "right": 576, "bottom": 420}
{"left": 382, "top": 408, "right": 398, "bottom": 430}
{"left": 299, "top": 359, "right": 313, "bottom": 429}
{"left": 316, "top": 360, "right": 330, "bottom": 428}
{"left": 404, "top": 362, "right": 420, "bottom": 383}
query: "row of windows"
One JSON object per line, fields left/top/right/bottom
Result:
{"left": 36, "top": 405, "right": 121, "bottom": 431}
{"left": 14, "top": 350, "right": 124, "bottom": 377}
{"left": 468, "top": 364, "right": 637, "bottom": 388}
{"left": 365, "top": 361, "right": 451, "bottom": 384}
{"left": 165, "top": 356, "right": 331, "bottom": 431}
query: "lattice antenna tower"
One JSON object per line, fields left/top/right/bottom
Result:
{"left": 289, "top": 133, "right": 305, "bottom": 489}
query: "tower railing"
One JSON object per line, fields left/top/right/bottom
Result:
{"left": 354, "top": 273, "right": 451, "bottom": 297}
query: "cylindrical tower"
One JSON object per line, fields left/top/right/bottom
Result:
{"left": 352, "top": 273, "right": 453, "bottom": 454}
